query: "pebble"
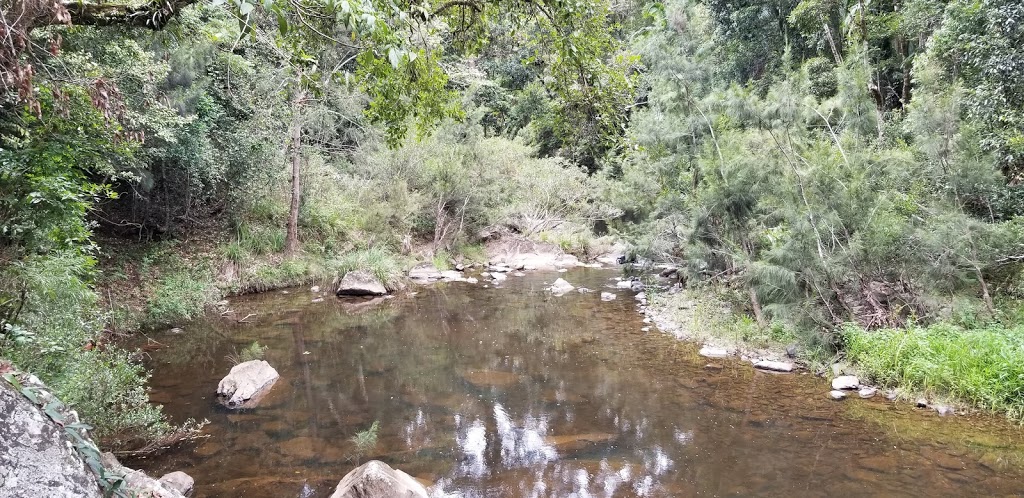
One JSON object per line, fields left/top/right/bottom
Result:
{"left": 858, "top": 387, "right": 877, "bottom": 399}
{"left": 829, "top": 390, "right": 847, "bottom": 400}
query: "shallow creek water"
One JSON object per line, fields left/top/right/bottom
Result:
{"left": 131, "top": 269, "right": 1024, "bottom": 497}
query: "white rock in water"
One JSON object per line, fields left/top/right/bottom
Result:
{"left": 466, "top": 277, "right": 479, "bottom": 284}
{"left": 600, "top": 292, "right": 616, "bottom": 301}
{"left": 216, "top": 360, "right": 280, "bottom": 409}
{"left": 858, "top": 387, "right": 877, "bottom": 399}
{"left": 310, "top": 285, "right": 320, "bottom": 293}
{"left": 831, "top": 375, "right": 860, "bottom": 390}
{"left": 753, "top": 360, "right": 795, "bottom": 372}
{"left": 935, "top": 405, "right": 955, "bottom": 416}
{"left": 492, "top": 272, "right": 507, "bottom": 282}
{"left": 330, "top": 460, "right": 428, "bottom": 498}
{"left": 829, "top": 390, "right": 848, "bottom": 400}
{"left": 549, "top": 278, "right": 575, "bottom": 294}
{"left": 641, "top": 327, "right": 651, "bottom": 332}
{"left": 699, "top": 346, "right": 730, "bottom": 359}
{"left": 615, "top": 280, "right": 633, "bottom": 289}
{"left": 336, "top": 270, "right": 387, "bottom": 296}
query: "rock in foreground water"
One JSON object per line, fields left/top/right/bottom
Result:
{"left": 330, "top": 460, "right": 428, "bottom": 498}
{"left": 216, "top": 360, "right": 280, "bottom": 409}
{"left": 337, "top": 271, "right": 387, "bottom": 296}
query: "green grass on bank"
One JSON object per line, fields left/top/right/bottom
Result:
{"left": 845, "top": 322, "right": 1024, "bottom": 421}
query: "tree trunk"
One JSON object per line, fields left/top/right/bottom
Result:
{"left": 976, "top": 268, "right": 994, "bottom": 316}
{"left": 285, "top": 92, "right": 304, "bottom": 256}
{"left": 749, "top": 285, "right": 767, "bottom": 328}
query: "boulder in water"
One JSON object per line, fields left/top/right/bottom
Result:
{"left": 549, "top": 278, "right": 575, "bottom": 294}
{"left": 752, "top": 360, "right": 795, "bottom": 372}
{"left": 101, "top": 453, "right": 189, "bottom": 498}
{"left": 337, "top": 271, "right": 387, "bottom": 296}
{"left": 216, "top": 360, "right": 280, "bottom": 409}
{"left": 408, "top": 266, "right": 443, "bottom": 282}
{"left": 159, "top": 471, "right": 195, "bottom": 496}
{"left": 329, "top": 460, "right": 428, "bottom": 498}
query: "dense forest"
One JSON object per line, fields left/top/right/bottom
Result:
{"left": 2, "top": 0, "right": 1024, "bottom": 452}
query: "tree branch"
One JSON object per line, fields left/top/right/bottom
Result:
{"left": 63, "top": 0, "right": 198, "bottom": 30}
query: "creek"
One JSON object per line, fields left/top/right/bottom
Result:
{"left": 130, "top": 268, "right": 1024, "bottom": 497}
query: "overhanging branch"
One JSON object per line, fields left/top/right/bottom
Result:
{"left": 63, "top": 0, "right": 198, "bottom": 29}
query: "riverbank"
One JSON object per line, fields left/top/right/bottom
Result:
{"left": 640, "top": 275, "right": 1024, "bottom": 422}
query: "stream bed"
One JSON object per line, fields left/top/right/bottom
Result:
{"left": 131, "top": 268, "right": 1024, "bottom": 497}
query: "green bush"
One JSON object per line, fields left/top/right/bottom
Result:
{"left": 0, "top": 253, "right": 175, "bottom": 448}
{"left": 146, "top": 267, "right": 218, "bottom": 325}
{"left": 845, "top": 323, "right": 1024, "bottom": 420}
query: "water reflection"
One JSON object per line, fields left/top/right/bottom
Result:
{"left": 132, "top": 269, "right": 1024, "bottom": 497}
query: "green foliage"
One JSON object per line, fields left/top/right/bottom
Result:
{"left": 845, "top": 323, "right": 1024, "bottom": 421}
{"left": 226, "top": 341, "right": 267, "bottom": 365}
{"left": 146, "top": 265, "right": 218, "bottom": 325}
{"left": 350, "top": 420, "right": 380, "bottom": 457}
{"left": 0, "top": 253, "right": 176, "bottom": 448}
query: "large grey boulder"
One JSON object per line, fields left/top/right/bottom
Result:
{"left": 0, "top": 374, "right": 103, "bottom": 498}
{"left": 337, "top": 271, "right": 388, "bottom": 296}
{"left": 216, "top": 360, "right": 280, "bottom": 409}
{"left": 330, "top": 460, "right": 428, "bottom": 498}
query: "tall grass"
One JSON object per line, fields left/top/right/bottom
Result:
{"left": 331, "top": 248, "right": 406, "bottom": 291}
{"left": 844, "top": 322, "right": 1024, "bottom": 421}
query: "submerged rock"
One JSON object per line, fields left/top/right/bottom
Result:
{"left": 549, "top": 278, "right": 575, "bottom": 294}
{"left": 544, "top": 433, "right": 617, "bottom": 453}
{"left": 329, "top": 460, "right": 428, "bottom": 498}
{"left": 0, "top": 373, "right": 103, "bottom": 497}
{"left": 753, "top": 360, "right": 795, "bottom": 372}
{"left": 600, "top": 292, "right": 616, "bottom": 301}
{"left": 216, "top": 360, "right": 280, "bottom": 409}
{"left": 337, "top": 270, "right": 387, "bottom": 296}
{"left": 699, "top": 346, "right": 730, "bottom": 359}
{"left": 461, "top": 370, "right": 521, "bottom": 388}
{"left": 831, "top": 375, "right": 860, "bottom": 390}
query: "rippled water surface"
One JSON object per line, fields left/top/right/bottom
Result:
{"left": 132, "top": 269, "right": 1024, "bottom": 497}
